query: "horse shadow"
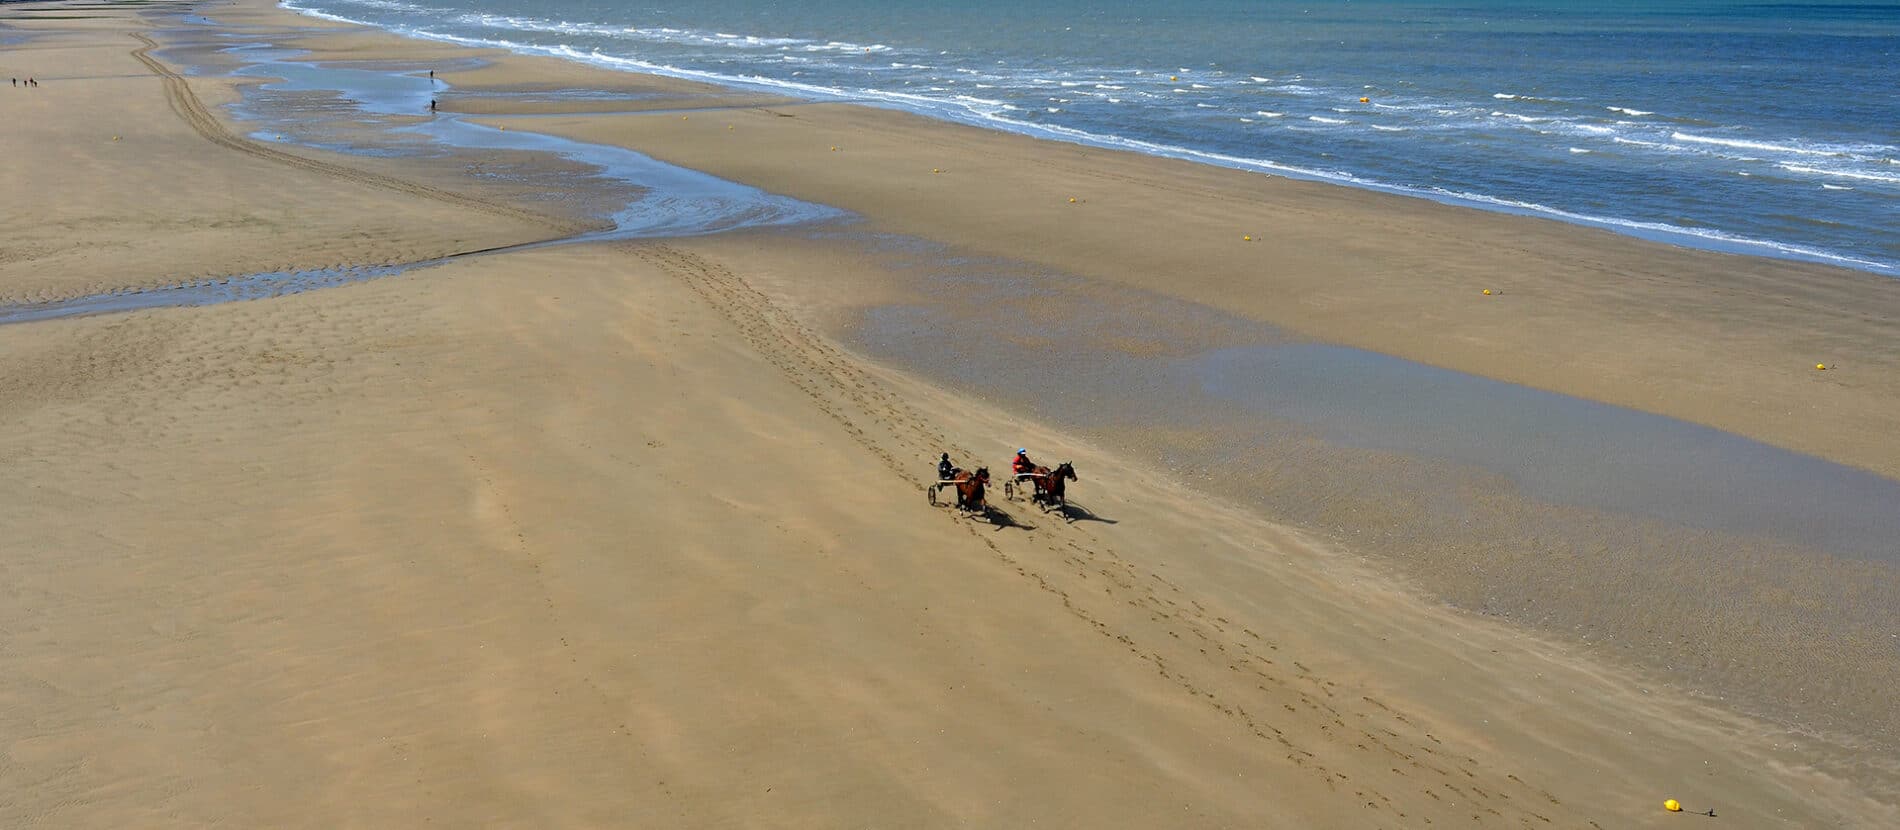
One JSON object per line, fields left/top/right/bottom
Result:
{"left": 1050, "top": 500, "right": 1116, "bottom": 525}
{"left": 979, "top": 505, "right": 1035, "bottom": 532}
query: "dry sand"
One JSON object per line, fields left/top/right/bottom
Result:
{"left": 507, "top": 103, "right": 1900, "bottom": 484}
{"left": 2, "top": 0, "right": 1896, "bottom": 827}
{"left": 0, "top": 5, "right": 577, "bottom": 304}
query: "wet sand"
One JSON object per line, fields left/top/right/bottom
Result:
{"left": 2, "top": 0, "right": 1898, "bottom": 826}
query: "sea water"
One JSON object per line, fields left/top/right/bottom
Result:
{"left": 278, "top": 0, "right": 1900, "bottom": 275}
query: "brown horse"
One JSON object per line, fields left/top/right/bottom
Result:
{"left": 952, "top": 467, "right": 992, "bottom": 514}
{"left": 1027, "top": 461, "right": 1077, "bottom": 509}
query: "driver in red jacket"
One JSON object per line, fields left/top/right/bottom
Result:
{"left": 1011, "top": 448, "right": 1036, "bottom": 477}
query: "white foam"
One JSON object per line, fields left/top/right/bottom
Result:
{"left": 1492, "top": 93, "right": 1518, "bottom": 100}
{"left": 1569, "top": 147, "right": 1591, "bottom": 154}
{"left": 1307, "top": 116, "right": 1348, "bottom": 125}
{"left": 1428, "top": 187, "right": 1891, "bottom": 271}
{"left": 1255, "top": 111, "right": 1285, "bottom": 118}
{"left": 1606, "top": 106, "right": 1653, "bottom": 116}
{"left": 1679, "top": 132, "right": 1839, "bottom": 156}
{"left": 338, "top": 0, "right": 435, "bottom": 11}
{"left": 1779, "top": 164, "right": 1900, "bottom": 184}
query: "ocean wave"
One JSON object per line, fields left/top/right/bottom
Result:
{"left": 1605, "top": 106, "right": 1653, "bottom": 116}
{"left": 1428, "top": 188, "right": 1894, "bottom": 272}
{"left": 1670, "top": 132, "right": 1896, "bottom": 159}
{"left": 330, "top": 0, "right": 440, "bottom": 11}
{"left": 1778, "top": 164, "right": 1900, "bottom": 184}
{"left": 1673, "top": 132, "right": 1835, "bottom": 157}
{"left": 1307, "top": 116, "right": 1348, "bottom": 124}
{"left": 1492, "top": 92, "right": 1565, "bottom": 104}
{"left": 1614, "top": 136, "right": 1693, "bottom": 153}
{"left": 440, "top": 8, "right": 912, "bottom": 56}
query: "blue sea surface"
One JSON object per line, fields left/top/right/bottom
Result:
{"left": 279, "top": 0, "right": 1900, "bottom": 274}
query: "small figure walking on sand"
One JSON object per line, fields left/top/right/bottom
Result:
{"left": 429, "top": 98, "right": 437, "bottom": 112}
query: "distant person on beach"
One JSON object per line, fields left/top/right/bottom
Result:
{"left": 429, "top": 98, "right": 437, "bottom": 112}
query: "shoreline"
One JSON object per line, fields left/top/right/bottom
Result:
{"left": 3, "top": 0, "right": 1898, "bottom": 825}
{"left": 274, "top": 0, "right": 1900, "bottom": 279}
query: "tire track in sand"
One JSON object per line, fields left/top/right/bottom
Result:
{"left": 631, "top": 240, "right": 1585, "bottom": 827}
{"left": 129, "top": 32, "right": 592, "bottom": 237}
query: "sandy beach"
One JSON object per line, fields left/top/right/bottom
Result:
{"left": 3, "top": 0, "right": 1897, "bottom": 826}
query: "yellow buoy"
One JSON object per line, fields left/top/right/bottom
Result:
{"left": 1170, "top": 75, "right": 1179, "bottom": 81}
{"left": 1482, "top": 288, "right": 1493, "bottom": 295}
{"left": 1816, "top": 363, "right": 1827, "bottom": 370}
{"left": 933, "top": 168, "right": 942, "bottom": 173}
{"left": 112, "top": 136, "right": 121, "bottom": 142}
{"left": 1664, "top": 799, "right": 1682, "bottom": 813}
{"left": 1243, "top": 235, "right": 1253, "bottom": 242}
{"left": 830, "top": 146, "right": 839, "bottom": 151}
{"left": 1360, "top": 97, "right": 1370, "bottom": 103}
{"left": 1068, "top": 197, "right": 1077, "bottom": 203}
{"left": 727, "top": 124, "right": 734, "bottom": 130}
